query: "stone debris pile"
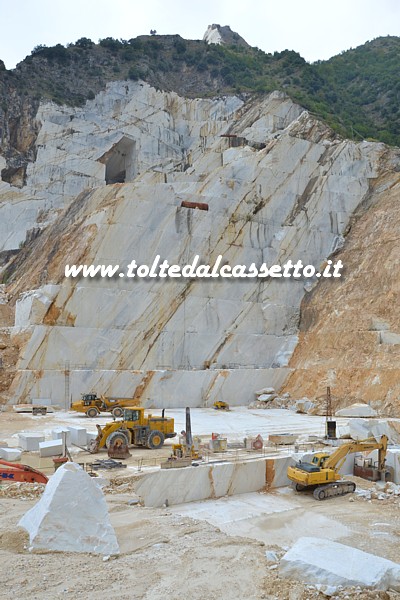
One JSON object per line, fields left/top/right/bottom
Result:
{"left": 250, "top": 388, "right": 316, "bottom": 413}
{"left": 355, "top": 480, "right": 400, "bottom": 502}
{"left": 0, "top": 482, "right": 45, "bottom": 500}
{"left": 289, "top": 398, "right": 316, "bottom": 414}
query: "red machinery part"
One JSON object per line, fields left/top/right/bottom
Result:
{"left": 180, "top": 200, "right": 209, "bottom": 211}
{"left": 252, "top": 435, "right": 264, "bottom": 451}
{"left": 0, "top": 459, "right": 48, "bottom": 484}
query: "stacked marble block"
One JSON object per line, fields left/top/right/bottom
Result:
{"left": 1, "top": 426, "right": 97, "bottom": 461}
{"left": 67, "top": 426, "right": 87, "bottom": 447}
{"left": 15, "top": 431, "right": 64, "bottom": 458}
{"left": 39, "top": 426, "right": 88, "bottom": 457}
{"left": 52, "top": 426, "right": 90, "bottom": 446}
{"left": 12, "top": 426, "right": 95, "bottom": 458}
{"left": 39, "top": 439, "right": 63, "bottom": 458}
{"left": 52, "top": 428, "right": 72, "bottom": 445}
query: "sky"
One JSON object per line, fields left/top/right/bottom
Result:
{"left": 1, "top": 0, "right": 400, "bottom": 69}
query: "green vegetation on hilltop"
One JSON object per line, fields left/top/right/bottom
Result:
{"left": 1, "top": 34, "right": 400, "bottom": 146}
{"left": 313, "top": 36, "right": 400, "bottom": 145}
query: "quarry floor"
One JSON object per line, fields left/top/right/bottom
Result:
{"left": 1, "top": 405, "right": 349, "bottom": 440}
{"left": 1, "top": 486, "right": 400, "bottom": 600}
{"left": 0, "top": 406, "right": 351, "bottom": 472}
{"left": 1, "top": 408, "right": 400, "bottom": 599}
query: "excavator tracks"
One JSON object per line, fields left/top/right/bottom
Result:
{"left": 313, "top": 480, "right": 356, "bottom": 500}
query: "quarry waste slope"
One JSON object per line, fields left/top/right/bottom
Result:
{"left": 283, "top": 177, "right": 400, "bottom": 414}
{"left": 1, "top": 81, "right": 399, "bottom": 407}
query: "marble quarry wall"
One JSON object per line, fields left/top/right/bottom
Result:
{"left": 135, "top": 458, "right": 272, "bottom": 507}
{"left": 1, "top": 82, "right": 398, "bottom": 406}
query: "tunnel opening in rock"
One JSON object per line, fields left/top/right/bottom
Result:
{"left": 99, "top": 136, "right": 136, "bottom": 185}
{"left": 1, "top": 165, "right": 27, "bottom": 188}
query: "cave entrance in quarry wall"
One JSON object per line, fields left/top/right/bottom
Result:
{"left": 98, "top": 136, "right": 136, "bottom": 185}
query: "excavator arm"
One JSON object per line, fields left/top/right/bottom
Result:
{"left": 0, "top": 459, "right": 48, "bottom": 484}
{"left": 324, "top": 435, "right": 388, "bottom": 471}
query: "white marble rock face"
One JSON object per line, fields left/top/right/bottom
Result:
{"left": 0, "top": 81, "right": 243, "bottom": 253}
{"left": 1, "top": 83, "right": 395, "bottom": 406}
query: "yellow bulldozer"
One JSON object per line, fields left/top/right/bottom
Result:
{"left": 71, "top": 393, "right": 140, "bottom": 418}
{"left": 88, "top": 407, "right": 176, "bottom": 453}
{"left": 287, "top": 435, "right": 388, "bottom": 500}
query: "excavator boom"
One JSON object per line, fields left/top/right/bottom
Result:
{"left": 324, "top": 435, "right": 388, "bottom": 470}
{"left": 0, "top": 459, "right": 48, "bottom": 484}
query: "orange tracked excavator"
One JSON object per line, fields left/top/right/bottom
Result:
{"left": 0, "top": 459, "right": 48, "bottom": 484}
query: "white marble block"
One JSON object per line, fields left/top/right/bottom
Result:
{"left": 51, "top": 428, "right": 72, "bottom": 445}
{"left": 39, "top": 439, "right": 63, "bottom": 458}
{"left": 67, "top": 426, "right": 87, "bottom": 446}
{"left": 0, "top": 447, "right": 22, "bottom": 461}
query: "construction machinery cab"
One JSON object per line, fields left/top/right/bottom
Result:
{"left": 310, "top": 453, "right": 330, "bottom": 468}
{"left": 82, "top": 393, "right": 98, "bottom": 406}
{"left": 123, "top": 408, "right": 141, "bottom": 421}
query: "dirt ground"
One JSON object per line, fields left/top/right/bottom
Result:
{"left": 1, "top": 487, "right": 400, "bottom": 600}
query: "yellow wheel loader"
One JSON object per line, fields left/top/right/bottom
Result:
{"left": 88, "top": 407, "right": 176, "bottom": 453}
{"left": 287, "top": 435, "right": 388, "bottom": 500}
